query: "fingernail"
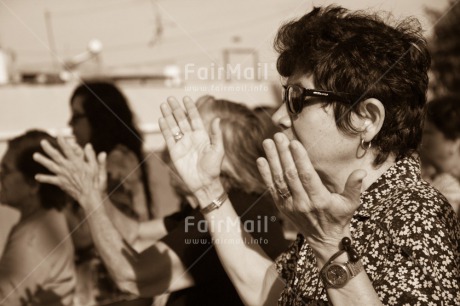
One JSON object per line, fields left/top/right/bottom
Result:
{"left": 274, "top": 133, "right": 284, "bottom": 143}
{"left": 263, "top": 139, "right": 274, "bottom": 149}
{"left": 256, "top": 158, "right": 265, "bottom": 167}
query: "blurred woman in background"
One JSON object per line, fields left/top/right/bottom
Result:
{"left": 420, "top": 95, "right": 460, "bottom": 216}
{"left": 69, "top": 81, "right": 153, "bottom": 221}
{"left": 0, "top": 130, "right": 75, "bottom": 306}
{"left": 34, "top": 96, "right": 289, "bottom": 306}
{"left": 66, "top": 81, "right": 154, "bottom": 305}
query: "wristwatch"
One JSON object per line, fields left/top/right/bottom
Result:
{"left": 320, "top": 259, "right": 364, "bottom": 289}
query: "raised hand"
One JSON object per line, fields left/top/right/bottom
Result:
{"left": 33, "top": 136, "right": 107, "bottom": 204}
{"left": 159, "top": 97, "right": 224, "bottom": 193}
{"left": 257, "top": 133, "right": 366, "bottom": 253}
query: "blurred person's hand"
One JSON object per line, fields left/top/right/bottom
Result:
{"left": 33, "top": 136, "right": 107, "bottom": 206}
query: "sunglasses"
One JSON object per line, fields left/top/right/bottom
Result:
{"left": 282, "top": 85, "right": 360, "bottom": 115}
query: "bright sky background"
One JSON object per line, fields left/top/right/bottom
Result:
{"left": 0, "top": 0, "right": 451, "bottom": 76}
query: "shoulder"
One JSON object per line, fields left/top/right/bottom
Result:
{"left": 387, "top": 179, "right": 454, "bottom": 220}
{"left": 18, "top": 211, "right": 72, "bottom": 252}
{"left": 106, "top": 145, "right": 142, "bottom": 175}
{"left": 107, "top": 144, "right": 138, "bottom": 162}
{"left": 381, "top": 179, "right": 460, "bottom": 250}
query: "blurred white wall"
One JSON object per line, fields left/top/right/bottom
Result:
{"left": 0, "top": 0, "right": 452, "bottom": 158}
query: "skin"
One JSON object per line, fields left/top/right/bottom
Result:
{"left": 69, "top": 96, "right": 91, "bottom": 147}
{"left": 34, "top": 138, "right": 194, "bottom": 297}
{"left": 154, "top": 90, "right": 393, "bottom": 305}
{"left": 34, "top": 88, "right": 395, "bottom": 305}
{"left": 0, "top": 149, "right": 40, "bottom": 220}
{"left": 32, "top": 105, "right": 247, "bottom": 298}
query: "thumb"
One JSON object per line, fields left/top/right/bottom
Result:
{"left": 210, "top": 118, "right": 224, "bottom": 153}
{"left": 342, "top": 169, "right": 367, "bottom": 204}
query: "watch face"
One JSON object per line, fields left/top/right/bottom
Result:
{"left": 324, "top": 264, "right": 349, "bottom": 288}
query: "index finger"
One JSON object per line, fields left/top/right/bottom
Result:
{"left": 289, "top": 140, "right": 328, "bottom": 197}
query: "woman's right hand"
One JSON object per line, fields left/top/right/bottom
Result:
{"left": 159, "top": 97, "right": 224, "bottom": 194}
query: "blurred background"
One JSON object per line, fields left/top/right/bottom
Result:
{"left": 1, "top": 2, "right": 460, "bottom": 305}
{"left": 0, "top": 0, "right": 456, "bottom": 157}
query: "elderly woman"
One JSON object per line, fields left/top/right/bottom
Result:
{"left": 0, "top": 130, "right": 75, "bottom": 306}
{"left": 155, "top": 6, "right": 459, "bottom": 306}
{"left": 34, "top": 97, "right": 288, "bottom": 306}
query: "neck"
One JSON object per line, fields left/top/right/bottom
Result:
{"left": 360, "top": 156, "right": 396, "bottom": 192}
{"left": 19, "top": 196, "right": 43, "bottom": 221}
{"left": 320, "top": 153, "right": 396, "bottom": 194}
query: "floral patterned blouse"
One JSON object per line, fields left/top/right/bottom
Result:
{"left": 275, "top": 156, "right": 460, "bottom": 305}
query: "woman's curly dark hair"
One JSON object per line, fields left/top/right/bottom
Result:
{"left": 275, "top": 6, "right": 431, "bottom": 165}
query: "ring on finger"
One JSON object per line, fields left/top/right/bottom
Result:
{"left": 277, "top": 187, "right": 291, "bottom": 200}
{"left": 173, "top": 131, "right": 184, "bottom": 141}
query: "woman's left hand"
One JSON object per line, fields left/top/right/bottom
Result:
{"left": 33, "top": 136, "right": 107, "bottom": 205}
{"left": 257, "top": 133, "right": 366, "bottom": 255}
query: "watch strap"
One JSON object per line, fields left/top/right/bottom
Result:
{"left": 347, "top": 259, "right": 364, "bottom": 277}
{"left": 319, "top": 237, "right": 364, "bottom": 289}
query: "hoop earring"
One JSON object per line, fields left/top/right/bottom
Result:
{"left": 360, "top": 138, "right": 372, "bottom": 151}
{"left": 357, "top": 137, "right": 372, "bottom": 159}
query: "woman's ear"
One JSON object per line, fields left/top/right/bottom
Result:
{"left": 27, "top": 179, "right": 40, "bottom": 195}
{"left": 357, "top": 98, "right": 385, "bottom": 142}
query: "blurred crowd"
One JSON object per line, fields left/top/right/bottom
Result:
{"left": 0, "top": 3, "right": 459, "bottom": 306}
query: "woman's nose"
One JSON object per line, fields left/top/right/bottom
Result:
{"left": 271, "top": 104, "right": 291, "bottom": 129}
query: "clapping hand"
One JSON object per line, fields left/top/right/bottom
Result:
{"left": 33, "top": 136, "right": 107, "bottom": 205}
{"left": 159, "top": 97, "right": 224, "bottom": 193}
{"left": 256, "top": 132, "right": 366, "bottom": 254}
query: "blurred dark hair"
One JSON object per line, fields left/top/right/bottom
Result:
{"left": 253, "top": 106, "right": 281, "bottom": 139}
{"left": 197, "top": 96, "right": 269, "bottom": 194}
{"left": 70, "top": 81, "right": 153, "bottom": 218}
{"left": 8, "top": 130, "right": 66, "bottom": 210}
{"left": 426, "top": 95, "right": 460, "bottom": 140}
{"left": 275, "top": 5, "right": 431, "bottom": 165}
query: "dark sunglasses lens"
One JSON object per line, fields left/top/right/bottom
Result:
{"left": 288, "top": 86, "right": 304, "bottom": 114}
